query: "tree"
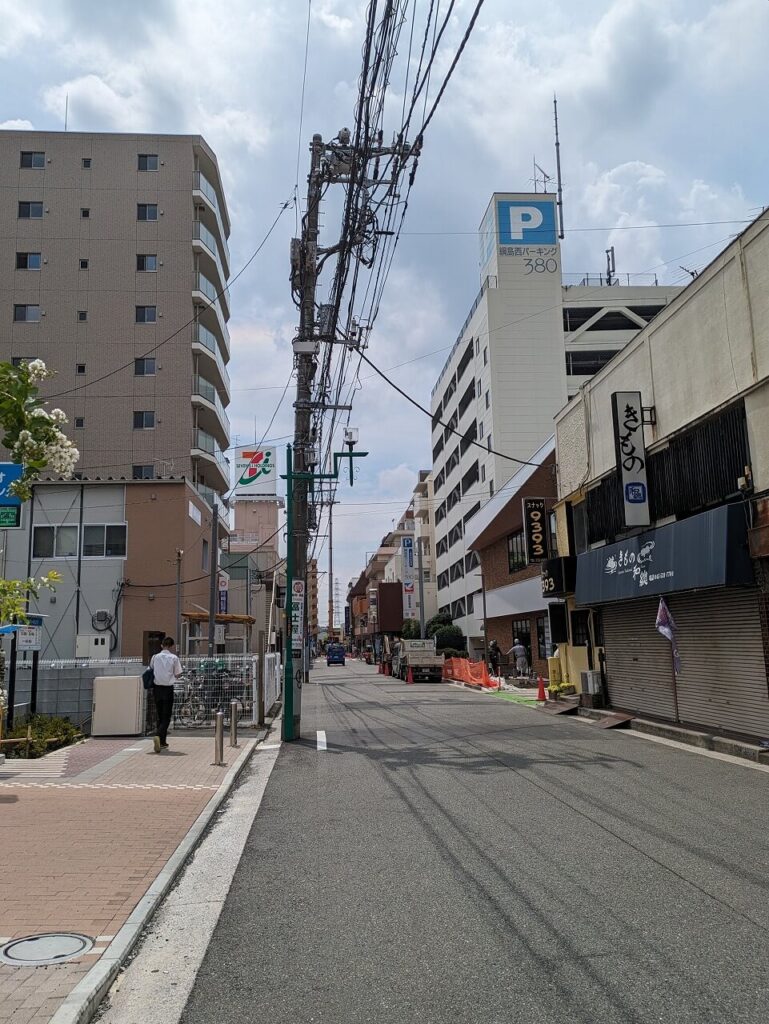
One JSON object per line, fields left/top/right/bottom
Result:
{"left": 426, "top": 611, "right": 453, "bottom": 639}
{"left": 434, "top": 624, "right": 465, "bottom": 651}
{"left": 401, "top": 619, "right": 421, "bottom": 639}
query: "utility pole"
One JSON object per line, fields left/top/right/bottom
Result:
{"left": 327, "top": 499, "right": 338, "bottom": 638}
{"left": 417, "top": 532, "right": 426, "bottom": 639}
{"left": 207, "top": 504, "right": 219, "bottom": 657}
{"left": 175, "top": 548, "right": 183, "bottom": 652}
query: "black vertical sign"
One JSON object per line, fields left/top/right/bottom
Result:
{"left": 523, "top": 497, "right": 549, "bottom": 563}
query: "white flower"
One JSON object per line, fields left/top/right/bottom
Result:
{"left": 30, "top": 408, "right": 51, "bottom": 419}
{"left": 26, "top": 359, "right": 49, "bottom": 382}
{"left": 49, "top": 409, "right": 67, "bottom": 424}
{"left": 18, "top": 429, "right": 31, "bottom": 443}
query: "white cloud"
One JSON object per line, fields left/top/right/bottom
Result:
{"left": 0, "top": 1, "right": 44, "bottom": 56}
{"left": 0, "top": 118, "right": 34, "bottom": 130}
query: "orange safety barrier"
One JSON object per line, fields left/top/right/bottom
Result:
{"left": 442, "top": 657, "right": 495, "bottom": 688}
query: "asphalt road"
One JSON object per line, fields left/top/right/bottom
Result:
{"left": 181, "top": 661, "right": 769, "bottom": 1024}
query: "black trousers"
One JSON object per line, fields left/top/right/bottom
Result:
{"left": 153, "top": 684, "right": 174, "bottom": 744}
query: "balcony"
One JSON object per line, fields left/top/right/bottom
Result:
{"left": 192, "top": 323, "right": 230, "bottom": 401}
{"left": 194, "top": 481, "right": 220, "bottom": 509}
{"left": 192, "top": 374, "right": 230, "bottom": 447}
{"left": 193, "top": 273, "right": 230, "bottom": 349}
{"left": 193, "top": 266, "right": 230, "bottom": 322}
{"left": 193, "top": 221, "right": 229, "bottom": 302}
{"left": 191, "top": 427, "right": 229, "bottom": 493}
{"left": 193, "top": 171, "right": 230, "bottom": 274}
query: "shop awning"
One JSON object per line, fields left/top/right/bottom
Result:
{"left": 575, "top": 503, "right": 753, "bottom": 605}
{"left": 485, "top": 575, "right": 552, "bottom": 618}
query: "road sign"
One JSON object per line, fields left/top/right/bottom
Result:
{"left": 291, "top": 580, "right": 305, "bottom": 652}
{"left": 0, "top": 464, "right": 24, "bottom": 529}
{"left": 17, "top": 624, "right": 42, "bottom": 651}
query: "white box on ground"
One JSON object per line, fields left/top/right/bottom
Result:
{"left": 91, "top": 676, "right": 145, "bottom": 735}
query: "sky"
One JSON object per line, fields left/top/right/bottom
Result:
{"left": 1, "top": 0, "right": 768, "bottom": 620}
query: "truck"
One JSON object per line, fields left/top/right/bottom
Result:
{"left": 391, "top": 638, "right": 444, "bottom": 682}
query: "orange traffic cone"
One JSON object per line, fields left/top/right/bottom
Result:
{"left": 537, "top": 675, "right": 547, "bottom": 702}
{"left": 406, "top": 665, "right": 414, "bottom": 684}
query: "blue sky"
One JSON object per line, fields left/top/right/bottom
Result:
{"left": 1, "top": 0, "right": 767, "bottom": 613}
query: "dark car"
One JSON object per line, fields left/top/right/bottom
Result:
{"left": 326, "top": 643, "right": 346, "bottom": 666}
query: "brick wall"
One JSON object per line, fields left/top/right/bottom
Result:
{"left": 480, "top": 536, "right": 541, "bottom": 591}
{"left": 487, "top": 612, "right": 549, "bottom": 680}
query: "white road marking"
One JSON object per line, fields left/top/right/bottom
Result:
{"left": 259, "top": 743, "right": 281, "bottom": 750}
{"left": 317, "top": 730, "right": 327, "bottom": 751}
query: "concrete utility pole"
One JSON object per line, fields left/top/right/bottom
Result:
{"left": 207, "top": 504, "right": 219, "bottom": 657}
{"left": 175, "top": 548, "right": 183, "bottom": 651}
{"left": 328, "top": 500, "right": 338, "bottom": 638}
{"left": 417, "top": 532, "right": 426, "bottom": 639}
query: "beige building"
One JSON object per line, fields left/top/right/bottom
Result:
{"left": 225, "top": 497, "right": 285, "bottom": 653}
{"left": 0, "top": 130, "right": 231, "bottom": 505}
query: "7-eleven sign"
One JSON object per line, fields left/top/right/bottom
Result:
{"left": 234, "top": 446, "right": 276, "bottom": 495}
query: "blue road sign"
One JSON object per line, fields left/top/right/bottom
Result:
{"left": 0, "top": 464, "right": 24, "bottom": 506}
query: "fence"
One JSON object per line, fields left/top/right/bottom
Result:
{"left": 4, "top": 652, "right": 283, "bottom": 734}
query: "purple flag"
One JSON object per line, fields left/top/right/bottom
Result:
{"left": 656, "top": 597, "right": 680, "bottom": 675}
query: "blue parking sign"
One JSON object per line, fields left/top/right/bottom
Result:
{"left": 0, "top": 464, "right": 23, "bottom": 506}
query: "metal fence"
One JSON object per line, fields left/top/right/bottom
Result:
{"left": 5, "top": 653, "right": 283, "bottom": 734}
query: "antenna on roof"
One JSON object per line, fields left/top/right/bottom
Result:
{"left": 553, "top": 94, "right": 565, "bottom": 239}
{"left": 64, "top": 93, "right": 69, "bottom": 132}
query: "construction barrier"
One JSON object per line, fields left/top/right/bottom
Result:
{"left": 442, "top": 657, "right": 495, "bottom": 689}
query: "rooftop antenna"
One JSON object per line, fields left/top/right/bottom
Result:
{"left": 606, "top": 246, "right": 616, "bottom": 286}
{"left": 532, "top": 155, "right": 538, "bottom": 193}
{"left": 535, "top": 161, "right": 552, "bottom": 191}
{"left": 64, "top": 93, "right": 69, "bottom": 132}
{"left": 553, "top": 94, "right": 565, "bottom": 239}
{"left": 679, "top": 265, "right": 699, "bottom": 280}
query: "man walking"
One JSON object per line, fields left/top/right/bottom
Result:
{"left": 150, "top": 636, "right": 182, "bottom": 753}
{"left": 507, "top": 637, "right": 529, "bottom": 679}
{"left": 488, "top": 639, "right": 501, "bottom": 678}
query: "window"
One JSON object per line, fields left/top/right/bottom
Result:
{"left": 479, "top": 421, "right": 484, "bottom": 439}
{"left": 32, "top": 525, "right": 78, "bottom": 559}
{"left": 77, "top": 310, "right": 88, "bottom": 322}
{"left": 133, "top": 410, "right": 155, "bottom": 429}
{"left": 565, "top": 349, "right": 621, "bottom": 376}
{"left": 570, "top": 610, "right": 590, "bottom": 647}
{"left": 489, "top": 479, "right": 494, "bottom": 497}
{"left": 79, "top": 259, "right": 89, "bottom": 270}
{"left": 135, "top": 305, "right": 157, "bottom": 323}
{"left": 134, "top": 357, "right": 156, "bottom": 376}
{"left": 12, "top": 356, "right": 37, "bottom": 368}
{"left": 423, "top": 569, "right": 431, "bottom": 582}
{"left": 507, "top": 530, "right": 526, "bottom": 573}
{"left": 81, "top": 207, "right": 90, "bottom": 218}
{"left": 14, "top": 304, "right": 40, "bottom": 322}
{"left": 137, "top": 254, "right": 157, "bottom": 272}
{"left": 475, "top": 338, "right": 479, "bottom": 356}
{"left": 138, "top": 154, "right": 159, "bottom": 171}
{"left": 74, "top": 417, "right": 84, "bottom": 428}
{"left": 18, "top": 202, "right": 43, "bottom": 219}
{"left": 202, "top": 538, "right": 210, "bottom": 571}
{"left": 82, "top": 157, "right": 92, "bottom": 169}
{"left": 485, "top": 390, "right": 490, "bottom": 409}
{"left": 483, "top": 347, "right": 488, "bottom": 366}
{"left": 537, "top": 616, "right": 547, "bottom": 660}
{"left": 137, "top": 203, "right": 158, "bottom": 221}
{"left": 487, "top": 434, "right": 492, "bottom": 451}
{"left": 549, "top": 511, "right": 558, "bottom": 558}
{"left": 512, "top": 618, "right": 532, "bottom": 664}
{"left": 20, "top": 151, "right": 45, "bottom": 168}
{"left": 481, "top": 464, "right": 486, "bottom": 483}
{"left": 132, "top": 464, "right": 154, "bottom": 480}
{"left": 76, "top": 363, "right": 86, "bottom": 375}
{"left": 16, "top": 252, "right": 41, "bottom": 270}
{"left": 82, "top": 524, "right": 127, "bottom": 558}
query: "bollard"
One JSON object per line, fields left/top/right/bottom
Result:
{"left": 213, "top": 710, "right": 225, "bottom": 765}
{"left": 229, "top": 700, "right": 239, "bottom": 747}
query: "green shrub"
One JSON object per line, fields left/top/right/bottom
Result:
{"left": 434, "top": 624, "right": 465, "bottom": 651}
{"left": 441, "top": 647, "right": 468, "bottom": 659}
{"left": 426, "top": 612, "right": 453, "bottom": 638}
{"left": 7, "top": 714, "right": 81, "bottom": 759}
{"left": 400, "top": 619, "right": 421, "bottom": 639}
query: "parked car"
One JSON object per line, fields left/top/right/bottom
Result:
{"left": 327, "top": 642, "right": 346, "bottom": 666}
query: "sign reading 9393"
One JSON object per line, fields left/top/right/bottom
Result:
{"left": 496, "top": 199, "right": 558, "bottom": 274}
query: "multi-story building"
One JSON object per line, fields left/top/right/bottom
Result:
{"left": 431, "top": 192, "right": 681, "bottom": 653}
{"left": 382, "top": 471, "right": 438, "bottom": 628}
{"left": 0, "top": 130, "right": 231, "bottom": 505}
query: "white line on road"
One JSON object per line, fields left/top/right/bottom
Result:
{"left": 317, "top": 730, "right": 327, "bottom": 751}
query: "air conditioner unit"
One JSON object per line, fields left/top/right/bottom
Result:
{"left": 581, "top": 670, "right": 602, "bottom": 695}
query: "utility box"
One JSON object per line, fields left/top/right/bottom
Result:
{"left": 76, "top": 634, "right": 110, "bottom": 659}
{"left": 91, "top": 676, "right": 144, "bottom": 735}
{"left": 581, "top": 670, "right": 602, "bottom": 695}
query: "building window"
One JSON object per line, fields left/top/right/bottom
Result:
{"left": 485, "top": 390, "right": 490, "bottom": 409}
{"left": 483, "top": 347, "right": 488, "bottom": 366}
{"left": 481, "top": 464, "right": 486, "bottom": 483}
{"left": 18, "top": 202, "right": 43, "bottom": 219}
{"left": 74, "top": 417, "right": 84, "bottom": 428}
{"left": 475, "top": 338, "right": 479, "bottom": 356}
{"left": 135, "top": 305, "right": 157, "bottom": 323}
{"left": 32, "top": 525, "right": 78, "bottom": 559}
{"left": 507, "top": 530, "right": 526, "bottom": 573}
{"left": 12, "top": 356, "right": 37, "bottom": 367}
{"left": 479, "top": 421, "right": 484, "bottom": 439}
{"left": 137, "top": 203, "right": 158, "bottom": 221}
{"left": 76, "top": 363, "right": 86, "bottom": 375}
{"left": 82, "top": 524, "right": 127, "bottom": 558}
{"left": 13, "top": 304, "right": 40, "bottom": 322}
{"left": 77, "top": 310, "right": 88, "bottom": 322}
{"left": 423, "top": 569, "right": 431, "bottom": 582}
{"left": 82, "top": 157, "right": 92, "bottom": 168}
{"left": 487, "top": 434, "right": 492, "bottom": 451}
{"left": 202, "top": 538, "right": 210, "bottom": 571}
{"left": 132, "top": 464, "right": 155, "bottom": 480}
{"left": 570, "top": 610, "right": 590, "bottom": 647}
{"left": 16, "top": 252, "right": 41, "bottom": 270}
{"left": 489, "top": 479, "right": 494, "bottom": 497}
{"left": 549, "top": 511, "right": 558, "bottom": 557}
{"left": 537, "top": 616, "right": 547, "bottom": 660}
{"left": 80, "top": 259, "right": 89, "bottom": 270}
{"left": 133, "top": 410, "right": 155, "bottom": 429}
{"left": 511, "top": 618, "right": 531, "bottom": 663}
{"left": 137, "top": 254, "right": 158, "bottom": 272}
{"left": 138, "top": 154, "right": 159, "bottom": 171}
{"left": 20, "top": 151, "right": 45, "bottom": 168}
{"left": 134, "top": 357, "right": 156, "bottom": 376}
{"left": 81, "top": 208, "right": 92, "bottom": 219}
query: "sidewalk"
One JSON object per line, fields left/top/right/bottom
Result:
{"left": 0, "top": 731, "right": 258, "bottom": 1023}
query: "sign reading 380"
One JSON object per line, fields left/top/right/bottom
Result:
{"left": 496, "top": 199, "right": 559, "bottom": 274}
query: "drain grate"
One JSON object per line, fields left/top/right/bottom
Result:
{"left": 0, "top": 933, "right": 93, "bottom": 966}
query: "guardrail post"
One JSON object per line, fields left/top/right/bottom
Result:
{"left": 213, "top": 710, "right": 225, "bottom": 765}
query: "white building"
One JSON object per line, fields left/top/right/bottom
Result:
{"left": 383, "top": 470, "right": 438, "bottom": 628}
{"left": 431, "top": 192, "right": 681, "bottom": 650}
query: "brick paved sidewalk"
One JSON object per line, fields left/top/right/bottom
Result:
{"left": 0, "top": 732, "right": 256, "bottom": 1023}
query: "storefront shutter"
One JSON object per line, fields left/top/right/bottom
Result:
{"left": 602, "top": 598, "right": 678, "bottom": 720}
{"left": 672, "top": 589, "right": 769, "bottom": 739}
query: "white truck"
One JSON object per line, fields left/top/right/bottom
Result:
{"left": 392, "top": 638, "right": 444, "bottom": 682}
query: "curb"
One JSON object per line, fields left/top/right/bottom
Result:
{"left": 49, "top": 737, "right": 261, "bottom": 1024}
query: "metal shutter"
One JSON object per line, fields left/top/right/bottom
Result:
{"left": 602, "top": 598, "right": 678, "bottom": 720}
{"left": 672, "top": 589, "right": 769, "bottom": 739}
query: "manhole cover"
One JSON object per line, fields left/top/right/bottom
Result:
{"left": 0, "top": 933, "right": 93, "bottom": 966}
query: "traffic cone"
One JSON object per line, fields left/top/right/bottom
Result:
{"left": 406, "top": 666, "right": 414, "bottom": 684}
{"left": 537, "top": 675, "right": 546, "bottom": 702}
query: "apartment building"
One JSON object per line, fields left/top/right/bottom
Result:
{"left": 431, "top": 192, "right": 681, "bottom": 651}
{"left": 0, "top": 130, "right": 231, "bottom": 506}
